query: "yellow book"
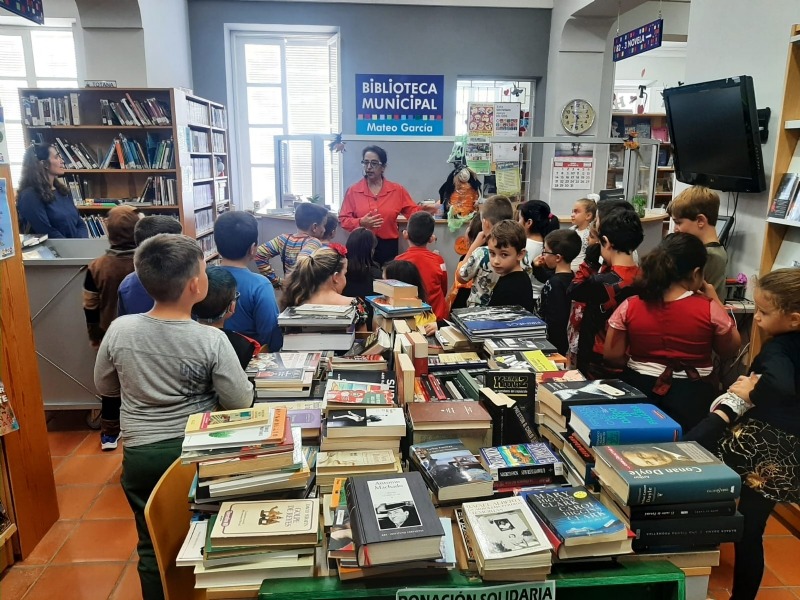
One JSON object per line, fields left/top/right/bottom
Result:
{"left": 521, "top": 350, "right": 559, "bottom": 372}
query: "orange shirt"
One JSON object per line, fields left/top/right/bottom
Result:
{"left": 339, "top": 178, "right": 420, "bottom": 240}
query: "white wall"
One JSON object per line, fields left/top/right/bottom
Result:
{"left": 139, "top": 0, "right": 193, "bottom": 89}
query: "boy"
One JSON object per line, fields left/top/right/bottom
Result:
{"left": 568, "top": 207, "right": 643, "bottom": 378}
{"left": 83, "top": 205, "right": 140, "bottom": 450}
{"left": 117, "top": 215, "right": 183, "bottom": 316}
{"left": 667, "top": 186, "right": 728, "bottom": 300}
{"left": 254, "top": 202, "right": 327, "bottom": 288}
{"left": 537, "top": 229, "right": 582, "bottom": 354}
{"left": 396, "top": 211, "right": 449, "bottom": 320}
{"left": 94, "top": 234, "right": 253, "bottom": 600}
{"left": 486, "top": 220, "right": 534, "bottom": 312}
{"left": 193, "top": 266, "right": 260, "bottom": 369}
{"left": 215, "top": 211, "right": 283, "bottom": 351}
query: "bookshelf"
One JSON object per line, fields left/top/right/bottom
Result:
{"left": 18, "top": 87, "right": 231, "bottom": 259}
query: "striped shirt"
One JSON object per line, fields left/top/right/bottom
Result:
{"left": 254, "top": 233, "right": 322, "bottom": 286}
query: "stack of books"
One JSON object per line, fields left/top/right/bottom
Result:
{"left": 409, "top": 439, "right": 494, "bottom": 503}
{"left": 595, "top": 441, "right": 743, "bottom": 551}
{"left": 450, "top": 306, "right": 546, "bottom": 344}
{"left": 407, "top": 401, "right": 492, "bottom": 455}
{"left": 316, "top": 449, "right": 402, "bottom": 495}
{"left": 483, "top": 337, "right": 557, "bottom": 357}
{"left": 278, "top": 305, "right": 358, "bottom": 352}
{"left": 479, "top": 443, "right": 565, "bottom": 493}
{"left": 321, "top": 406, "right": 406, "bottom": 453}
{"left": 367, "top": 279, "right": 431, "bottom": 322}
{"left": 247, "top": 352, "right": 323, "bottom": 401}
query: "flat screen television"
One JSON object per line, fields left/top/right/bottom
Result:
{"left": 663, "top": 76, "right": 766, "bottom": 193}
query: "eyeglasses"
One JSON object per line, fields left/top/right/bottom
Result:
{"left": 541, "top": 250, "right": 559, "bottom": 256}
{"left": 195, "top": 291, "right": 240, "bottom": 324}
{"left": 361, "top": 160, "right": 383, "bottom": 168}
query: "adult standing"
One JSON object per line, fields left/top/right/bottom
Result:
{"left": 17, "top": 144, "right": 88, "bottom": 239}
{"left": 339, "top": 145, "right": 425, "bottom": 265}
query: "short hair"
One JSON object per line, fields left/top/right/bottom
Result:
{"left": 667, "top": 186, "right": 720, "bottom": 225}
{"left": 480, "top": 195, "right": 514, "bottom": 226}
{"left": 294, "top": 202, "right": 328, "bottom": 231}
{"left": 487, "top": 220, "right": 526, "bottom": 253}
{"left": 362, "top": 145, "right": 387, "bottom": 165}
{"left": 193, "top": 266, "right": 237, "bottom": 322}
{"left": 135, "top": 234, "right": 203, "bottom": 303}
{"left": 598, "top": 207, "right": 644, "bottom": 254}
{"left": 214, "top": 211, "right": 259, "bottom": 260}
{"left": 134, "top": 215, "right": 182, "bottom": 246}
{"left": 544, "top": 229, "right": 582, "bottom": 263}
{"left": 406, "top": 211, "right": 435, "bottom": 246}
{"left": 597, "top": 199, "right": 635, "bottom": 224}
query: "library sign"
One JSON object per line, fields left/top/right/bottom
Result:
{"left": 397, "top": 581, "right": 555, "bottom": 600}
{"left": 356, "top": 74, "right": 444, "bottom": 136}
{"left": 613, "top": 18, "right": 663, "bottom": 61}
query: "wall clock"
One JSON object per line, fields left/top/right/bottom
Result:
{"left": 561, "top": 99, "right": 596, "bottom": 134}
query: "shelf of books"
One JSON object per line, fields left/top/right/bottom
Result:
{"left": 19, "top": 87, "right": 231, "bottom": 256}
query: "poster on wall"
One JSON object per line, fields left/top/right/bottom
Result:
{"left": 0, "top": 0, "right": 44, "bottom": 25}
{"left": 465, "top": 137, "right": 492, "bottom": 175}
{"left": 0, "top": 179, "right": 16, "bottom": 261}
{"left": 356, "top": 74, "right": 444, "bottom": 136}
{"left": 496, "top": 162, "right": 521, "bottom": 196}
{"left": 467, "top": 103, "right": 494, "bottom": 137}
{"left": 493, "top": 102, "right": 521, "bottom": 137}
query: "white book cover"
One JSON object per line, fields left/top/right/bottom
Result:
{"left": 211, "top": 498, "right": 319, "bottom": 540}
{"left": 317, "top": 449, "right": 396, "bottom": 470}
{"left": 176, "top": 520, "right": 207, "bottom": 566}
{"left": 182, "top": 422, "right": 278, "bottom": 451}
{"left": 325, "top": 407, "right": 405, "bottom": 434}
{"left": 462, "top": 496, "right": 552, "bottom": 561}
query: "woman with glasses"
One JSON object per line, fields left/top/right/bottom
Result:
{"left": 339, "top": 145, "right": 424, "bottom": 265}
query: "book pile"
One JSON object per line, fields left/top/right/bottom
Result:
{"left": 367, "top": 279, "right": 432, "bottom": 321}
{"left": 278, "top": 305, "right": 358, "bottom": 352}
{"left": 409, "top": 439, "right": 494, "bottom": 503}
{"left": 461, "top": 496, "right": 552, "bottom": 581}
{"left": 450, "top": 305, "right": 546, "bottom": 344}
{"left": 479, "top": 443, "right": 565, "bottom": 493}
{"left": 247, "top": 352, "right": 323, "bottom": 401}
{"left": 595, "top": 441, "right": 743, "bottom": 551}
{"left": 407, "top": 401, "right": 492, "bottom": 455}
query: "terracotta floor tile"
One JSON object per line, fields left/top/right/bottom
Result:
{"left": 766, "top": 516, "right": 792, "bottom": 536}
{"left": 755, "top": 589, "right": 799, "bottom": 600}
{"left": 109, "top": 562, "right": 143, "bottom": 600}
{"left": 109, "top": 464, "right": 123, "bottom": 485}
{"left": 46, "top": 410, "right": 96, "bottom": 432}
{"left": 54, "top": 454, "right": 123, "bottom": 486}
{"left": 22, "top": 563, "right": 125, "bottom": 600}
{"left": 765, "top": 537, "right": 800, "bottom": 586}
{"left": 56, "top": 485, "right": 103, "bottom": 520}
{"left": 18, "top": 520, "right": 78, "bottom": 566}
{"left": 51, "top": 456, "right": 65, "bottom": 472}
{"left": 51, "top": 519, "right": 138, "bottom": 564}
{"left": 72, "top": 432, "right": 107, "bottom": 455}
{"left": 47, "top": 430, "right": 90, "bottom": 458}
{"left": 0, "top": 565, "right": 43, "bottom": 598}
{"left": 790, "top": 589, "right": 800, "bottom": 599}
{"left": 84, "top": 485, "right": 133, "bottom": 520}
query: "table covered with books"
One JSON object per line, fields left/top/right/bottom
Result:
{"left": 174, "top": 285, "right": 742, "bottom": 600}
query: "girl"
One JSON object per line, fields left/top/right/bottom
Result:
{"left": 604, "top": 232, "right": 741, "bottom": 432}
{"left": 447, "top": 213, "right": 482, "bottom": 311}
{"left": 569, "top": 197, "right": 597, "bottom": 271}
{"left": 342, "top": 227, "right": 382, "bottom": 329}
{"left": 684, "top": 268, "right": 800, "bottom": 600}
{"left": 383, "top": 260, "right": 438, "bottom": 335}
{"left": 517, "top": 200, "right": 560, "bottom": 300}
{"left": 321, "top": 211, "right": 338, "bottom": 244}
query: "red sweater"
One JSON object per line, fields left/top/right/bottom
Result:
{"left": 396, "top": 246, "right": 449, "bottom": 320}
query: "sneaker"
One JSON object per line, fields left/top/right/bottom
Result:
{"left": 710, "top": 392, "right": 753, "bottom": 419}
{"left": 100, "top": 432, "right": 121, "bottom": 451}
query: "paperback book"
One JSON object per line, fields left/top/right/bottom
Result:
{"left": 210, "top": 498, "right": 319, "bottom": 547}
{"left": 538, "top": 379, "right": 648, "bottom": 417}
{"left": 451, "top": 306, "right": 546, "bottom": 339}
{"left": 483, "top": 337, "right": 557, "bottom": 356}
{"left": 569, "top": 403, "right": 682, "bottom": 447}
{"left": 409, "top": 439, "right": 493, "bottom": 502}
{"left": 479, "top": 443, "right": 564, "bottom": 484}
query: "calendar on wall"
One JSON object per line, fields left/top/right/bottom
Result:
{"left": 551, "top": 157, "right": 594, "bottom": 190}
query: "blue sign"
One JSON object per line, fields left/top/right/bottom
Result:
{"left": 356, "top": 74, "right": 444, "bottom": 136}
{"left": 0, "top": 0, "right": 44, "bottom": 25}
{"left": 613, "top": 19, "right": 663, "bottom": 62}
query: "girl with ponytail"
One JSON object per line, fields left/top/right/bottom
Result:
{"left": 603, "top": 232, "right": 741, "bottom": 431}
{"left": 517, "top": 200, "right": 560, "bottom": 299}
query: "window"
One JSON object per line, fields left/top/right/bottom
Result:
{"left": 230, "top": 30, "right": 340, "bottom": 211}
{"left": 455, "top": 79, "right": 535, "bottom": 136}
{"left": 0, "top": 24, "right": 79, "bottom": 184}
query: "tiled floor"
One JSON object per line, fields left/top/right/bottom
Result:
{"left": 2, "top": 412, "right": 800, "bottom": 599}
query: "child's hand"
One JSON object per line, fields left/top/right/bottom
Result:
{"left": 423, "top": 322, "right": 438, "bottom": 336}
{"left": 533, "top": 255, "right": 546, "bottom": 268}
{"left": 698, "top": 281, "right": 724, "bottom": 306}
{"left": 729, "top": 373, "right": 759, "bottom": 402}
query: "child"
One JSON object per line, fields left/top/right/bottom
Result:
{"left": 517, "top": 200, "right": 560, "bottom": 300}
{"left": 569, "top": 197, "right": 597, "bottom": 271}
{"left": 82, "top": 205, "right": 140, "bottom": 450}
{"left": 215, "top": 212, "right": 282, "bottom": 351}
{"left": 485, "top": 220, "right": 534, "bottom": 312}
{"left": 682, "top": 268, "right": 800, "bottom": 600}
{"left": 117, "top": 215, "right": 183, "bottom": 316}
{"left": 447, "top": 213, "right": 482, "bottom": 311}
{"left": 604, "top": 233, "right": 741, "bottom": 431}
{"left": 537, "top": 229, "right": 582, "bottom": 355}
{"left": 193, "top": 266, "right": 261, "bottom": 369}
{"left": 383, "top": 260, "right": 438, "bottom": 335}
{"left": 342, "top": 228, "right": 382, "bottom": 329}
{"left": 567, "top": 207, "right": 643, "bottom": 379}
{"left": 94, "top": 234, "right": 253, "bottom": 600}
{"left": 254, "top": 201, "right": 327, "bottom": 288}
{"left": 321, "top": 211, "right": 338, "bottom": 243}
{"left": 396, "top": 211, "right": 449, "bottom": 321}
{"left": 667, "top": 186, "right": 728, "bottom": 300}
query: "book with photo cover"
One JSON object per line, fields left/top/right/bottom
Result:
{"left": 483, "top": 337, "right": 557, "bottom": 356}
{"left": 0, "top": 384, "right": 19, "bottom": 436}
{"left": 451, "top": 306, "right": 546, "bottom": 340}
{"left": 479, "top": 443, "right": 563, "bottom": 484}
{"left": 324, "top": 407, "right": 406, "bottom": 439}
{"left": 366, "top": 295, "right": 431, "bottom": 318}
{"left": 246, "top": 352, "right": 322, "bottom": 377}
{"left": 345, "top": 472, "right": 444, "bottom": 566}
{"left": 409, "top": 439, "right": 493, "bottom": 502}
{"left": 538, "top": 379, "right": 647, "bottom": 417}
{"left": 277, "top": 306, "right": 356, "bottom": 328}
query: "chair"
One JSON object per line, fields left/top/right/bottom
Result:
{"left": 144, "top": 458, "right": 205, "bottom": 600}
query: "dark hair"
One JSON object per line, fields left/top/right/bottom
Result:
{"left": 281, "top": 248, "right": 346, "bottom": 309}
{"left": 322, "top": 211, "right": 338, "bottom": 240}
{"left": 637, "top": 233, "right": 707, "bottom": 302}
{"left": 294, "top": 202, "right": 328, "bottom": 231}
{"left": 193, "top": 266, "right": 237, "bottom": 322}
{"left": 383, "top": 260, "right": 428, "bottom": 302}
{"left": 518, "top": 200, "right": 560, "bottom": 237}
{"left": 134, "top": 215, "right": 182, "bottom": 246}
{"left": 597, "top": 199, "right": 635, "bottom": 224}
{"left": 487, "top": 220, "right": 526, "bottom": 253}
{"left": 406, "top": 211, "right": 435, "bottom": 246}
{"left": 480, "top": 195, "right": 514, "bottom": 225}
{"left": 362, "top": 145, "right": 387, "bottom": 165}
{"left": 598, "top": 207, "right": 644, "bottom": 254}
{"left": 667, "top": 186, "right": 720, "bottom": 225}
{"left": 345, "top": 227, "right": 378, "bottom": 279}
{"left": 214, "top": 211, "right": 259, "bottom": 260}
{"left": 18, "top": 144, "right": 69, "bottom": 202}
{"left": 466, "top": 213, "right": 483, "bottom": 243}
{"left": 135, "top": 234, "right": 203, "bottom": 303}
{"left": 105, "top": 205, "right": 139, "bottom": 249}
{"left": 544, "top": 229, "right": 582, "bottom": 263}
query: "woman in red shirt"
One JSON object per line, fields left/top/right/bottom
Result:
{"left": 604, "top": 233, "right": 741, "bottom": 432}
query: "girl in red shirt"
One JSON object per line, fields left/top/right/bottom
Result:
{"left": 604, "top": 232, "right": 741, "bottom": 432}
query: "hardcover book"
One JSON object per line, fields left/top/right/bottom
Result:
{"left": 479, "top": 443, "right": 563, "bottom": 483}
{"left": 594, "top": 441, "right": 741, "bottom": 506}
{"left": 628, "top": 513, "right": 744, "bottom": 550}
{"left": 569, "top": 403, "right": 682, "bottom": 447}
{"left": 482, "top": 370, "right": 536, "bottom": 403}
{"left": 277, "top": 306, "right": 356, "bottom": 328}
{"left": 407, "top": 401, "right": 493, "bottom": 454}
{"left": 409, "top": 439, "right": 493, "bottom": 502}
{"left": 366, "top": 295, "right": 431, "bottom": 318}
{"left": 483, "top": 337, "right": 557, "bottom": 356}
{"left": 210, "top": 499, "right": 319, "bottom": 547}
{"left": 451, "top": 306, "right": 546, "bottom": 337}
{"left": 538, "top": 379, "right": 647, "bottom": 417}
{"left": 372, "top": 279, "right": 418, "bottom": 299}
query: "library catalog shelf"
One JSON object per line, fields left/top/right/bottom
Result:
{"left": 766, "top": 216, "right": 800, "bottom": 228}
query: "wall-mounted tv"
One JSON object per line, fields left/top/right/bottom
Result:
{"left": 663, "top": 76, "right": 766, "bottom": 193}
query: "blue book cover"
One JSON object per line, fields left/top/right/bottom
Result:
{"left": 451, "top": 306, "right": 545, "bottom": 333}
{"left": 569, "top": 403, "right": 682, "bottom": 447}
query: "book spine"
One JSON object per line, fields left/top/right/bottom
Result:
{"left": 69, "top": 92, "right": 80, "bottom": 125}
{"left": 495, "top": 462, "right": 558, "bottom": 481}
{"left": 426, "top": 375, "right": 448, "bottom": 401}
{"left": 628, "top": 470, "right": 740, "bottom": 506}
{"left": 630, "top": 513, "right": 743, "bottom": 549}
{"left": 629, "top": 500, "right": 737, "bottom": 521}
{"left": 591, "top": 426, "right": 681, "bottom": 446}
